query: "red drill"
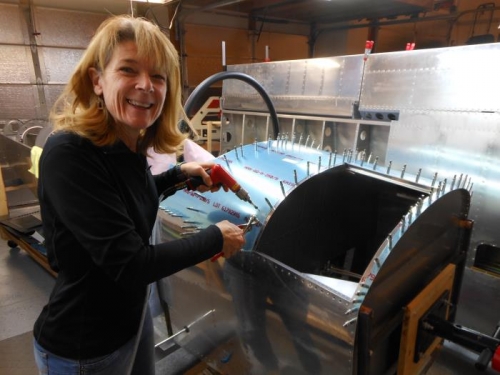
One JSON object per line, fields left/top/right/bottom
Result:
{"left": 182, "top": 164, "right": 258, "bottom": 210}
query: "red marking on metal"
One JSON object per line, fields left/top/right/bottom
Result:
{"left": 282, "top": 180, "right": 296, "bottom": 187}
{"left": 221, "top": 206, "right": 240, "bottom": 219}
{"left": 183, "top": 190, "right": 211, "bottom": 204}
{"left": 361, "top": 272, "right": 377, "bottom": 284}
{"left": 207, "top": 99, "right": 220, "bottom": 109}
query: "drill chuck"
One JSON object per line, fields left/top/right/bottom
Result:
{"left": 179, "top": 164, "right": 258, "bottom": 210}
{"left": 236, "top": 188, "right": 258, "bottom": 210}
{"left": 210, "top": 164, "right": 258, "bottom": 209}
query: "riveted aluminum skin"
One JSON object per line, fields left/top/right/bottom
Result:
{"left": 154, "top": 141, "right": 471, "bottom": 374}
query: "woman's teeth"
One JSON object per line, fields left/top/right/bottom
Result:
{"left": 128, "top": 99, "right": 152, "bottom": 109}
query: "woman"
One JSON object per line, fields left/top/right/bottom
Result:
{"left": 33, "top": 15, "right": 245, "bottom": 375}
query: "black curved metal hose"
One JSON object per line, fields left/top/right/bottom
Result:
{"left": 184, "top": 71, "right": 280, "bottom": 138}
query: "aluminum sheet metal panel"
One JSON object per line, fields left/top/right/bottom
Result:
{"left": 155, "top": 141, "right": 470, "bottom": 374}
{"left": 351, "top": 44, "right": 500, "bottom": 339}
{"left": 359, "top": 43, "right": 500, "bottom": 113}
{"left": 386, "top": 109, "right": 500, "bottom": 339}
{"left": 224, "top": 56, "right": 364, "bottom": 117}
{"left": 386, "top": 110, "right": 497, "bottom": 267}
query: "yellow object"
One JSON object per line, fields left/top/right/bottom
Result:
{"left": 29, "top": 146, "right": 43, "bottom": 178}
{"left": 0, "top": 164, "right": 7, "bottom": 217}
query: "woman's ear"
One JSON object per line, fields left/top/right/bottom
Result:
{"left": 88, "top": 67, "right": 103, "bottom": 96}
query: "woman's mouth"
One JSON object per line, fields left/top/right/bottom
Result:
{"left": 127, "top": 99, "right": 153, "bottom": 109}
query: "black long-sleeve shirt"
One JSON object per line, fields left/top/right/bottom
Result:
{"left": 34, "top": 132, "right": 222, "bottom": 359}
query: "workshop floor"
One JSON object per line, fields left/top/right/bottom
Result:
{"left": 1, "top": 236, "right": 498, "bottom": 375}
{"left": 0, "top": 237, "right": 216, "bottom": 375}
{"left": 0, "top": 238, "right": 53, "bottom": 375}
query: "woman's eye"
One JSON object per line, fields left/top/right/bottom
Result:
{"left": 120, "top": 66, "right": 135, "bottom": 74}
{"left": 152, "top": 74, "right": 166, "bottom": 81}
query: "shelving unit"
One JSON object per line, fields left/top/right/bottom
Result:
{"left": 0, "top": 133, "right": 52, "bottom": 277}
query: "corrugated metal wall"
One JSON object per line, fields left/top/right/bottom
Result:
{"left": 0, "top": 3, "right": 106, "bottom": 127}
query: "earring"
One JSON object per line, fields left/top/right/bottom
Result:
{"left": 97, "top": 96, "right": 104, "bottom": 110}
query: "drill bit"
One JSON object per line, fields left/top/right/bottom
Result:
{"left": 235, "top": 188, "right": 258, "bottom": 210}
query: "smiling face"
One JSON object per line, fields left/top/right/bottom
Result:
{"left": 89, "top": 40, "right": 167, "bottom": 149}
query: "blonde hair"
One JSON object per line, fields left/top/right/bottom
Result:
{"left": 50, "top": 15, "right": 186, "bottom": 154}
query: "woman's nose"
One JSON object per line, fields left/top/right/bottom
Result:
{"left": 137, "top": 73, "right": 154, "bottom": 93}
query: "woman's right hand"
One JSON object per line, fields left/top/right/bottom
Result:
{"left": 215, "top": 220, "right": 245, "bottom": 258}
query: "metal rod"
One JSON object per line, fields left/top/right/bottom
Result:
{"left": 466, "top": 176, "right": 472, "bottom": 190}
{"left": 155, "top": 309, "right": 215, "bottom": 348}
{"left": 431, "top": 172, "right": 438, "bottom": 187}
{"left": 187, "top": 207, "right": 204, "bottom": 213}
{"left": 265, "top": 197, "right": 274, "bottom": 211}
{"left": 345, "top": 307, "right": 359, "bottom": 315}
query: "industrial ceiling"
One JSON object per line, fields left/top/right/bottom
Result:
{"left": 179, "top": 0, "right": 435, "bottom": 24}
{"left": 16, "top": 0, "right": 436, "bottom": 25}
